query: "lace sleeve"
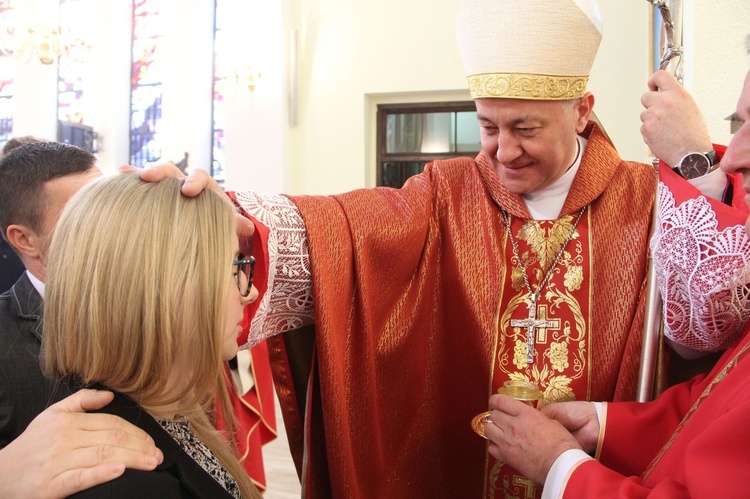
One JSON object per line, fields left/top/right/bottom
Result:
{"left": 233, "top": 192, "right": 314, "bottom": 348}
{"left": 651, "top": 183, "right": 750, "bottom": 352}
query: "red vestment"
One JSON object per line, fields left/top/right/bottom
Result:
{"left": 234, "top": 124, "right": 658, "bottom": 498}
{"left": 562, "top": 323, "right": 750, "bottom": 498}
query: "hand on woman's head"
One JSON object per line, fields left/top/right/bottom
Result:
{"left": 118, "top": 163, "right": 224, "bottom": 197}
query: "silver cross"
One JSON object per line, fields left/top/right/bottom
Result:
{"left": 510, "top": 294, "right": 556, "bottom": 364}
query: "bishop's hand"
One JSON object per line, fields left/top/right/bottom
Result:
{"left": 484, "top": 395, "right": 582, "bottom": 485}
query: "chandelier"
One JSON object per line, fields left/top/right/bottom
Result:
{"left": 0, "top": 5, "right": 90, "bottom": 65}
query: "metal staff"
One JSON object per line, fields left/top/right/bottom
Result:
{"left": 636, "top": 0, "right": 684, "bottom": 402}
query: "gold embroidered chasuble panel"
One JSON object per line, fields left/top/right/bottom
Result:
{"left": 486, "top": 211, "right": 593, "bottom": 498}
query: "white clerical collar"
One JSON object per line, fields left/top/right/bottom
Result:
{"left": 523, "top": 135, "right": 588, "bottom": 220}
{"left": 26, "top": 270, "right": 45, "bottom": 300}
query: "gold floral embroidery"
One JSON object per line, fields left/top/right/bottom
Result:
{"left": 544, "top": 375, "right": 575, "bottom": 403}
{"left": 517, "top": 214, "right": 580, "bottom": 270}
{"left": 512, "top": 340, "right": 528, "bottom": 370}
{"left": 547, "top": 341, "right": 569, "bottom": 371}
{"left": 564, "top": 265, "right": 583, "bottom": 291}
{"left": 510, "top": 266, "right": 525, "bottom": 291}
{"left": 467, "top": 73, "right": 589, "bottom": 100}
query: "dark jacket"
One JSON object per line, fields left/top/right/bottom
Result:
{"left": 69, "top": 389, "right": 236, "bottom": 498}
{"left": 0, "top": 272, "right": 71, "bottom": 447}
{"left": 0, "top": 239, "right": 24, "bottom": 294}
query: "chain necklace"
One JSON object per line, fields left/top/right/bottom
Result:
{"left": 502, "top": 205, "right": 586, "bottom": 363}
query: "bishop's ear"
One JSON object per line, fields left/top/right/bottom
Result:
{"left": 575, "top": 93, "right": 595, "bottom": 133}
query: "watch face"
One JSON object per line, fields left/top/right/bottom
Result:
{"left": 678, "top": 153, "right": 711, "bottom": 179}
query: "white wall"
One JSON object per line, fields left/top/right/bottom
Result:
{"left": 685, "top": 0, "right": 750, "bottom": 146}
{"left": 288, "top": 0, "right": 467, "bottom": 193}
{"left": 159, "top": 0, "right": 215, "bottom": 173}
{"left": 588, "top": 1, "right": 651, "bottom": 163}
{"left": 81, "top": 0, "right": 132, "bottom": 173}
{"left": 222, "top": 0, "right": 286, "bottom": 194}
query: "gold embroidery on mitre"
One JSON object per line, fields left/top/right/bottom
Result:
{"left": 467, "top": 72, "right": 589, "bottom": 100}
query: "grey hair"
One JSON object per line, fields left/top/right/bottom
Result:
{"left": 561, "top": 98, "right": 582, "bottom": 109}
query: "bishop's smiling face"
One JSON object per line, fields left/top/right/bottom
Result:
{"left": 475, "top": 94, "right": 593, "bottom": 195}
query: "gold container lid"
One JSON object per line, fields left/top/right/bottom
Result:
{"left": 496, "top": 380, "right": 543, "bottom": 401}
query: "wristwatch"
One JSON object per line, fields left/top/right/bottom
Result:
{"left": 673, "top": 150, "right": 719, "bottom": 179}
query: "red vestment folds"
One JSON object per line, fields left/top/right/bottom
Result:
{"left": 562, "top": 324, "right": 750, "bottom": 498}
{"left": 262, "top": 123, "right": 656, "bottom": 498}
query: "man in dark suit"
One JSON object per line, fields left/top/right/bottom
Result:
{"left": 0, "top": 136, "right": 43, "bottom": 294}
{"left": 0, "top": 141, "right": 102, "bottom": 446}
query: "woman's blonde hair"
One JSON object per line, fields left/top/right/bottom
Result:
{"left": 43, "top": 173, "right": 258, "bottom": 497}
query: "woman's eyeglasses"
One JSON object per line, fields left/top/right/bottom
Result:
{"left": 233, "top": 256, "right": 255, "bottom": 297}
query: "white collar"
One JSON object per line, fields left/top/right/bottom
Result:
{"left": 26, "top": 270, "right": 45, "bottom": 300}
{"left": 522, "top": 136, "right": 588, "bottom": 220}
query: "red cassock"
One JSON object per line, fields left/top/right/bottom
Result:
{"left": 563, "top": 324, "right": 750, "bottom": 498}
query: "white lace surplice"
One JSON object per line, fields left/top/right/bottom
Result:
{"left": 652, "top": 183, "right": 750, "bottom": 351}
{"left": 234, "top": 192, "right": 314, "bottom": 348}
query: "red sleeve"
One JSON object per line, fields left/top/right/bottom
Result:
{"left": 562, "top": 339, "right": 748, "bottom": 499}
{"left": 225, "top": 191, "right": 271, "bottom": 347}
{"left": 658, "top": 143, "right": 747, "bottom": 232}
{"left": 595, "top": 374, "right": 708, "bottom": 476}
{"left": 563, "top": 397, "right": 750, "bottom": 498}
{"left": 713, "top": 143, "right": 748, "bottom": 214}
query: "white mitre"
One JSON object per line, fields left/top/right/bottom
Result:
{"left": 456, "top": 0, "right": 603, "bottom": 100}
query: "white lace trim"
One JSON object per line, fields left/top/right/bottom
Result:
{"left": 652, "top": 183, "right": 750, "bottom": 351}
{"left": 233, "top": 192, "right": 314, "bottom": 348}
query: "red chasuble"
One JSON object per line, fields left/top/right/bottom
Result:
{"left": 257, "top": 123, "right": 657, "bottom": 498}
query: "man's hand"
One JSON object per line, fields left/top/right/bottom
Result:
{"left": 541, "top": 401, "right": 600, "bottom": 454}
{"left": 119, "top": 163, "right": 223, "bottom": 197}
{"left": 484, "top": 395, "right": 582, "bottom": 485}
{"left": 0, "top": 389, "right": 163, "bottom": 499}
{"left": 640, "top": 70, "right": 713, "bottom": 167}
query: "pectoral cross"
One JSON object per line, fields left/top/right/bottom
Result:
{"left": 510, "top": 294, "right": 556, "bottom": 364}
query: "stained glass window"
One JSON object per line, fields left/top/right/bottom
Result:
{"left": 0, "top": 1, "right": 15, "bottom": 147}
{"left": 57, "top": 0, "right": 91, "bottom": 124}
{"left": 130, "top": 0, "right": 164, "bottom": 167}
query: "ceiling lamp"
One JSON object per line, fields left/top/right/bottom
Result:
{"left": 0, "top": 8, "right": 90, "bottom": 65}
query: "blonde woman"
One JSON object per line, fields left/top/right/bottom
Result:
{"left": 43, "top": 173, "right": 261, "bottom": 498}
